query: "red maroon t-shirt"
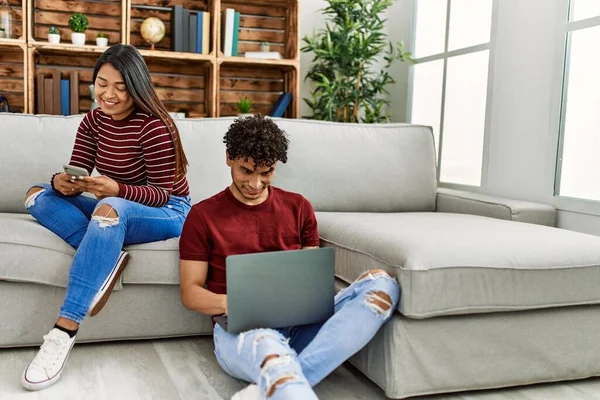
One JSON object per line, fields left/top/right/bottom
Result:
{"left": 179, "top": 186, "right": 320, "bottom": 294}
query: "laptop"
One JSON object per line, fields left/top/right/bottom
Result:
{"left": 214, "top": 247, "right": 335, "bottom": 333}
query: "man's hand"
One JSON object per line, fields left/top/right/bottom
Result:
{"left": 78, "top": 176, "right": 120, "bottom": 199}
{"left": 53, "top": 172, "right": 84, "bottom": 196}
{"left": 220, "top": 294, "right": 228, "bottom": 315}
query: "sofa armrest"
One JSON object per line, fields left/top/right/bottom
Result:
{"left": 436, "top": 188, "right": 556, "bottom": 227}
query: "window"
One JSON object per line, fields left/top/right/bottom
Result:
{"left": 409, "top": 0, "right": 493, "bottom": 186}
{"left": 555, "top": 1, "right": 600, "bottom": 202}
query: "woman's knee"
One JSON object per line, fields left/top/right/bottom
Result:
{"left": 24, "top": 184, "right": 51, "bottom": 209}
{"left": 91, "top": 198, "right": 126, "bottom": 226}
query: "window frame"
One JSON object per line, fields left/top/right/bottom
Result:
{"left": 554, "top": 8, "right": 600, "bottom": 210}
{"left": 407, "top": 0, "right": 498, "bottom": 190}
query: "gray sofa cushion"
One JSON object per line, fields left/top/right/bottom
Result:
{"left": 0, "top": 213, "right": 182, "bottom": 288}
{"left": 317, "top": 211, "right": 600, "bottom": 318}
{"left": 275, "top": 120, "right": 437, "bottom": 212}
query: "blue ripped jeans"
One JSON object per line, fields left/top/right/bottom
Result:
{"left": 213, "top": 270, "right": 400, "bottom": 400}
{"left": 25, "top": 183, "right": 191, "bottom": 324}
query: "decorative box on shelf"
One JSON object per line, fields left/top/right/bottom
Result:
{"left": 244, "top": 51, "right": 282, "bottom": 60}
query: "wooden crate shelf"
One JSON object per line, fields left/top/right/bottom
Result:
{"left": 0, "top": 44, "right": 27, "bottom": 113}
{"left": 29, "top": 0, "right": 124, "bottom": 46}
{"left": 219, "top": 0, "right": 297, "bottom": 59}
{"left": 6, "top": 0, "right": 299, "bottom": 117}
{"left": 218, "top": 63, "right": 297, "bottom": 117}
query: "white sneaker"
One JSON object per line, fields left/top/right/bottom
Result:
{"left": 89, "top": 250, "right": 129, "bottom": 316}
{"left": 21, "top": 328, "right": 76, "bottom": 391}
{"left": 232, "top": 384, "right": 261, "bottom": 400}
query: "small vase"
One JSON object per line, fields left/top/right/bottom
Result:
{"left": 48, "top": 33, "right": 61, "bottom": 44}
{"left": 96, "top": 37, "right": 108, "bottom": 47}
{"left": 89, "top": 84, "right": 98, "bottom": 111}
{"left": 0, "top": 0, "right": 15, "bottom": 39}
{"left": 259, "top": 44, "right": 270, "bottom": 52}
{"left": 71, "top": 32, "right": 86, "bottom": 46}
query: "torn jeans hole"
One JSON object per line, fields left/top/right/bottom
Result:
{"left": 24, "top": 188, "right": 45, "bottom": 209}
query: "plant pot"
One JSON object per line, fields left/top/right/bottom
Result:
{"left": 0, "top": 31, "right": 5, "bottom": 39}
{"left": 237, "top": 113, "right": 254, "bottom": 118}
{"left": 259, "top": 44, "right": 270, "bottom": 52}
{"left": 96, "top": 37, "right": 108, "bottom": 47}
{"left": 71, "top": 32, "right": 86, "bottom": 46}
{"left": 48, "top": 33, "right": 61, "bottom": 44}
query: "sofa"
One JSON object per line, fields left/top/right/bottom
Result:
{"left": 3, "top": 113, "right": 600, "bottom": 399}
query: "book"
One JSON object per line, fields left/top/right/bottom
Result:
{"left": 171, "top": 6, "right": 184, "bottom": 52}
{"left": 269, "top": 93, "right": 293, "bottom": 118}
{"left": 222, "top": 8, "right": 235, "bottom": 56}
{"left": 43, "top": 78, "right": 53, "bottom": 115}
{"left": 36, "top": 73, "right": 45, "bottom": 114}
{"left": 244, "top": 51, "right": 282, "bottom": 60}
{"left": 189, "top": 13, "right": 197, "bottom": 54}
{"left": 196, "top": 10, "right": 203, "bottom": 53}
{"left": 231, "top": 11, "right": 240, "bottom": 56}
{"left": 52, "top": 70, "right": 61, "bottom": 115}
{"left": 201, "top": 12, "right": 210, "bottom": 55}
{"left": 60, "top": 79, "right": 70, "bottom": 116}
{"left": 182, "top": 8, "right": 190, "bottom": 52}
{"left": 69, "top": 71, "right": 79, "bottom": 115}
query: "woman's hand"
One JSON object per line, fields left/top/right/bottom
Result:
{"left": 79, "top": 176, "right": 120, "bottom": 199}
{"left": 53, "top": 173, "right": 84, "bottom": 196}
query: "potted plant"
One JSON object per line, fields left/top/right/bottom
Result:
{"left": 68, "top": 12, "right": 89, "bottom": 46}
{"left": 96, "top": 32, "right": 108, "bottom": 47}
{"left": 48, "top": 26, "right": 60, "bottom": 44}
{"left": 259, "top": 41, "right": 270, "bottom": 52}
{"left": 236, "top": 96, "right": 253, "bottom": 117}
{"left": 302, "top": 0, "right": 413, "bottom": 123}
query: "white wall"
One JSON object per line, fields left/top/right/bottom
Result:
{"left": 387, "top": 0, "right": 600, "bottom": 236}
{"left": 388, "top": 0, "right": 414, "bottom": 123}
{"left": 299, "top": 0, "right": 328, "bottom": 118}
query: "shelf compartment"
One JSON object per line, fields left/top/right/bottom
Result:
{"left": 30, "top": 0, "right": 123, "bottom": 46}
{"left": 145, "top": 57, "right": 214, "bottom": 118}
{"left": 218, "top": 63, "right": 297, "bottom": 117}
{"left": 31, "top": 48, "right": 98, "bottom": 114}
{"left": 0, "top": 45, "right": 26, "bottom": 112}
{"left": 129, "top": 0, "right": 214, "bottom": 55}
{"left": 2, "top": 0, "right": 26, "bottom": 40}
{"left": 219, "top": 0, "right": 298, "bottom": 60}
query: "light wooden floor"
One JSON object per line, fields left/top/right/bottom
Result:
{"left": 2, "top": 336, "right": 600, "bottom": 400}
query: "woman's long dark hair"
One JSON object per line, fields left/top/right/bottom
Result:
{"left": 92, "top": 44, "right": 188, "bottom": 180}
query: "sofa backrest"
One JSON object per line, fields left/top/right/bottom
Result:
{"left": 1, "top": 114, "right": 437, "bottom": 213}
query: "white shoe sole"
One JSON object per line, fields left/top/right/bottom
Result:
{"left": 89, "top": 251, "right": 129, "bottom": 316}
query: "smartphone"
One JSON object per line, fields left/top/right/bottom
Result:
{"left": 63, "top": 164, "right": 89, "bottom": 179}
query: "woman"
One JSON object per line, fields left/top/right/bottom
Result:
{"left": 21, "top": 44, "right": 191, "bottom": 391}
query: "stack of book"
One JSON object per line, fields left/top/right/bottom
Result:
{"left": 36, "top": 71, "right": 79, "bottom": 115}
{"left": 171, "top": 5, "right": 211, "bottom": 54}
{"left": 221, "top": 8, "right": 240, "bottom": 56}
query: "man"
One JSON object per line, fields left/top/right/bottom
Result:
{"left": 179, "top": 115, "right": 400, "bottom": 400}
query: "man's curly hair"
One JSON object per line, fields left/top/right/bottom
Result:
{"left": 224, "top": 114, "right": 289, "bottom": 168}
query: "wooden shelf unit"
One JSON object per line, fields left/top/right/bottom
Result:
{"left": 1, "top": 0, "right": 299, "bottom": 117}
